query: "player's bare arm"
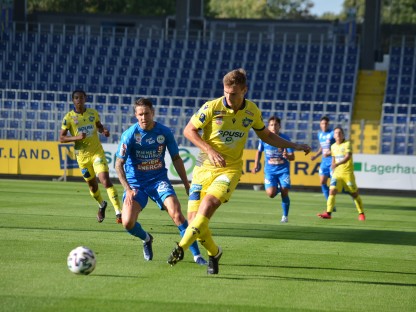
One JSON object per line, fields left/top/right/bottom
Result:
{"left": 332, "top": 152, "right": 352, "bottom": 170}
{"left": 96, "top": 121, "right": 110, "bottom": 137}
{"left": 256, "top": 128, "right": 311, "bottom": 155}
{"left": 115, "top": 157, "right": 135, "bottom": 205}
{"left": 311, "top": 147, "right": 322, "bottom": 160}
{"left": 59, "top": 128, "right": 86, "bottom": 143}
{"left": 251, "top": 150, "right": 262, "bottom": 173}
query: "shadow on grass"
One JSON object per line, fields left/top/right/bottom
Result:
{"left": 210, "top": 224, "right": 416, "bottom": 246}
{"left": 219, "top": 271, "right": 416, "bottom": 287}
{"left": 227, "top": 263, "right": 416, "bottom": 276}
{"left": 3, "top": 222, "right": 416, "bottom": 246}
{"left": 3, "top": 220, "right": 416, "bottom": 246}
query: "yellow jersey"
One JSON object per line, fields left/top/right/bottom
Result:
{"left": 61, "top": 108, "right": 103, "bottom": 156}
{"left": 331, "top": 140, "right": 353, "bottom": 175}
{"left": 190, "top": 97, "right": 265, "bottom": 170}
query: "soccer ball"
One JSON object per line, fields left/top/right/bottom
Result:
{"left": 67, "top": 246, "right": 96, "bottom": 275}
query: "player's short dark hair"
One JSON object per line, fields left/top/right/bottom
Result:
{"left": 72, "top": 90, "right": 87, "bottom": 99}
{"left": 268, "top": 116, "right": 281, "bottom": 125}
{"left": 320, "top": 116, "right": 330, "bottom": 122}
{"left": 134, "top": 98, "right": 154, "bottom": 112}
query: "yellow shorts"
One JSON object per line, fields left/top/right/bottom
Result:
{"left": 330, "top": 172, "right": 358, "bottom": 193}
{"left": 76, "top": 150, "right": 109, "bottom": 182}
{"left": 188, "top": 165, "right": 242, "bottom": 213}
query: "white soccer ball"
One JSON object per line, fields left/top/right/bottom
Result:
{"left": 67, "top": 246, "right": 96, "bottom": 275}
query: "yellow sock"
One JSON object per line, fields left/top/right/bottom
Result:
{"left": 327, "top": 194, "right": 335, "bottom": 213}
{"left": 179, "top": 214, "right": 217, "bottom": 254}
{"left": 199, "top": 227, "right": 219, "bottom": 256}
{"left": 354, "top": 195, "right": 364, "bottom": 214}
{"left": 90, "top": 189, "right": 103, "bottom": 206}
{"left": 106, "top": 186, "right": 122, "bottom": 214}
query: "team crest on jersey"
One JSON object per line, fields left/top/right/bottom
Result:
{"left": 135, "top": 133, "right": 142, "bottom": 144}
{"left": 245, "top": 110, "right": 254, "bottom": 116}
{"left": 215, "top": 117, "right": 223, "bottom": 125}
{"left": 72, "top": 116, "right": 79, "bottom": 124}
{"left": 199, "top": 113, "right": 206, "bottom": 123}
{"left": 157, "top": 135, "right": 165, "bottom": 144}
{"left": 89, "top": 116, "right": 94, "bottom": 122}
{"left": 242, "top": 117, "right": 253, "bottom": 127}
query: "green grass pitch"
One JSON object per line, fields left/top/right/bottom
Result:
{"left": 0, "top": 179, "right": 415, "bottom": 311}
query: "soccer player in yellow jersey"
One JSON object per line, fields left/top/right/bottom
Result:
{"left": 317, "top": 127, "right": 365, "bottom": 221}
{"left": 59, "top": 90, "right": 122, "bottom": 224}
{"left": 167, "top": 68, "right": 311, "bottom": 274}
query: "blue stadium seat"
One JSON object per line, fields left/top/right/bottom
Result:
{"left": 340, "top": 94, "right": 352, "bottom": 102}
{"left": 150, "top": 87, "right": 160, "bottom": 96}
{"left": 296, "top": 132, "right": 307, "bottom": 141}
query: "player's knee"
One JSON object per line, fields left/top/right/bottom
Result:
{"left": 171, "top": 209, "right": 185, "bottom": 225}
{"left": 267, "top": 191, "right": 277, "bottom": 198}
{"left": 281, "top": 189, "right": 289, "bottom": 197}
{"left": 123, "top": 218, "right": 134, "bottom": 230}
{"left": 266, "top": 187, "right": 278, "bottom": 198}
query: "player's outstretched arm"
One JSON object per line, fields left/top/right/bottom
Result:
{"left": 256, "top": 128, "right": 311, "bottom": 155}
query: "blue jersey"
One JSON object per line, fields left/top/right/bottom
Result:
{"left": 116, "top": 122, "right": 178, "bottom": 185}
{"left": 257, "top": 133, "right": 293, "bottom": 175}
{"left": 318, "top": 130, "right": 335, "bottom": 167}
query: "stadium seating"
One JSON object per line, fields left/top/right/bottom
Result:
{"left": 0, "top": 22, "right": 366, "bottom": 150}
{"left": 379, "top": 38, "right": 416, "bottom": 154}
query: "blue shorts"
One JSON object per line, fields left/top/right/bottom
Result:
{"left": 264, "top": 172, "right": 290, "bottom": 190}
{"left": 123, "top": 177, "right": 176, "bottom": 210}
{"left": 319, "top": 162, "right": 332, "bottom": 177}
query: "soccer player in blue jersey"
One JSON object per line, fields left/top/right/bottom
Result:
{"left": 60, "top": 90, "right": 122, "bottom": 224}
{"left": 311, "top": 116, "right": 335, "bottom": 206}
{"left": 115, "top": 98, "right": 206, "bottom": 265}
{"left": 251, "top": 116, "right": 294, "bottom": 223}
{"left": 167, "top": 69, "right": 311, "bottom": 274}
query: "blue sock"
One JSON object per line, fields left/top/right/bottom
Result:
{"left": 127, "top": 222, "right": 147, "bottom": 240}
{"left": 321, "top": 184, "right": 329, "bottom": 200}
{"left": 282, "top": 196, "right": 290, "bottom": 217}
{"left": 178, "top": 220, "right": 201, "bottom": 257}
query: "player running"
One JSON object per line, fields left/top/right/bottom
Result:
{"left": 115, "top": 98, "right": 207, "bottom": 265}
{"left": 251, "top": 116, "right": 295, "bottom": 223}
{"left": 317, "top": 127, "right": 365, "bottom": 220}
{"left": 167, "top": 68, "right": 311, "bottom": 274}
{"left": 311, "top": 116, "right": 336, "bottom": 210}
{"left": 59, "top": 90, "right": 122, "bottom": 223}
